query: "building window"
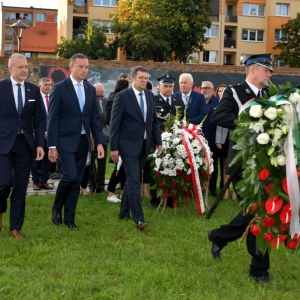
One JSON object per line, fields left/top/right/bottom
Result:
{"left": 93, "top": 20, "right": 114, "bottom": 34}
{"left": 5, "top": 12, "right": 16, "bottom": 19}
{"left": 23, "top": 14, "right": 32, "bottom": 20}
{"left": 242, "top": 29, "right": 264, "bottom": 41}
{"left": 203, "top": 51, "right": 217, "bottom": 63}
{"left": 54, "top": 14, "right": 57, "bottom": 22}
{"left": 93, "top": 0, "right": 116, "bottom": 6}
{"left": 242, "top": 3, "right": 265, "bottom": 16}
{"left": 36, "top": 13, "right": 46, "bottom": 21}
{"left": 276, "top": 3, "right": 289, "bottom": 16}
{"left": 275, "top": 29, "right": 286, "bottom": 42}
{"left": 273, "top": 56, "right": 285, "bottom": 67}
{"left": 204, "top": 25, "right": 218, "bottom": 37}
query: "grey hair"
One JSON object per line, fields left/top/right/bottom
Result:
{"left": 8, "top": 54, "right": 27, "bottom": 67}
{"left": 39, "top": 77, "right": 51, "bottom": 85}
{"left": 179, "top": 73, "right": 193, "bottom": 83}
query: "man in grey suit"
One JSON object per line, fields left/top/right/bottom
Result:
{"left": 110, "top": 66, "right": 162, "bottom": 230}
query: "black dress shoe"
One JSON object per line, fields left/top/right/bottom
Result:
{"left": 52, "top": 207, "right": 62, "bottom": 225}
{"left": 95, "top": 187, "right": 103, "bottom": 193}
{"left": 252, "top": 275, "right": 277, "bottom": 284}
{"left": 64, "top": 222, "right": 79, "bottom": 231}
{"left": 208, "top": 231, "right": 221, "bottom": 259}
{"left": 137, "top": 221, "right": 148, "bottom": 230}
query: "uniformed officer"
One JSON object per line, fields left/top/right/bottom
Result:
{"left": 208, "top": 54, "right": 276, "bottom": 283}
{"left": 154, "top": 74, "right": 185, "bottom": 131}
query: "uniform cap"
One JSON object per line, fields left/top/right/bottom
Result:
{"left": 157, "top": 73, "right": 175, "bottom": 84}
{"left": 244, "top": 54, "right": 273, "bottom": 72}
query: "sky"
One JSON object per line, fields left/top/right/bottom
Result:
{"left": 2, "top": 0, "right": 58, "bottom": 9}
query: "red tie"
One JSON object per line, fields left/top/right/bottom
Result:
{"left": 45, "top": 95, "right": 49, "bottom": 107}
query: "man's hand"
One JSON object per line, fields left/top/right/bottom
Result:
{"left": 48, "top": 148, "right": 58, "bottom": 162}
{"left": 111, "top": 150, "right": 119, "bottom": 163}
{"left": 97, "top": 144, "right": 105, "bottom": 159}
{"left": 216, "top": 143, "right": 222, "bottom": 149}
{"left": 156, "top": 145, "right": 162, "bottom": 155}
{"left": 36, "top": 147, "right": 45, "bottom": 161}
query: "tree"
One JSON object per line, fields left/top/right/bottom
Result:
{"left": 55, "top": 19, "right": 115, "bottom": 60}
{"left": 109, "top": 0, "right": 212, "bottom": 62}
{"left": 273, "top": 12, "right": 300, "bottom": 68}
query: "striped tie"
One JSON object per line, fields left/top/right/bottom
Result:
{"left": 16, "top": 83, "right": 23, "bottom": 134}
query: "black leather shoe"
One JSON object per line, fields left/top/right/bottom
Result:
{"left": 252, "top": 275, "right": 277, "bottom": 284}
{"left": 137, "top": 221, "right": 148, "bottom": 230}
{"left": 64, "top": 222, "right": 79, "bottom": 231}
{"left": 208, "top": 231, "right": 221, "bottom": 259}
{"left": 52, "top": 207, "right": 62, "bottom": 225}
{"left": 95, "top": 187, "right": 103, "bottom": 193}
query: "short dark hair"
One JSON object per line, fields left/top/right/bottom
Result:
{"left": 146, "top": 81, "right": 153, "bottom": 91}
{"left": 70, "top": 53, "right": 88, "bottom": 66}
{"left": 130, "top": 66, "right": 148, "bottom": 77}
{"left": 118, "top": 73, "right": 129, "bottom": 80}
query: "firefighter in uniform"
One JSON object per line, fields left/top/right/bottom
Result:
{"left": 208, "top": 54, "right": 277, "bottom": 284}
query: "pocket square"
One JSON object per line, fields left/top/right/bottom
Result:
{"left": 28, "top": 99, "right": 36, "bottom": 102}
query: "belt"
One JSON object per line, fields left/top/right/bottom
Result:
{"left": 17, "top": 133, "right": 24, "bottom": 136}
{"left": 81, "top": 134, "right": 86, "bottom": 137}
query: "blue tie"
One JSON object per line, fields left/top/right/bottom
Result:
{"left": 77, "top": 83, "right": 85, "bottom": 132}
{"left": 139, "top": 92, "right": 144, "bottom": 119}
{"left": 16, "top": 83, "right": 23, "bottom": 134}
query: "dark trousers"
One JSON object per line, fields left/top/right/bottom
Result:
{"left": 0, "top": 136, "right": 33, "bottom": 230}
{"left": 208, "top": 142, "right": 219, "bottom": 192}
{"left": 81, "top": 166, "right": 89, "bottom": 189}
{"left": 210, "top": 172, "right": 270, "bottom": 277}
{"left": 96, "top": 144, "right": 107, "bottom": 190}
{"left": 120, "top": 142, "right": 147, "bottom": 223}
{"left": 53, "top": 135, "right": 88, "bottom": 223}
{"left": 107, "top": 164, "right": 126, "bottom": 193}
{"left": 142, "top": 160, "right": 151, "bottom": 184}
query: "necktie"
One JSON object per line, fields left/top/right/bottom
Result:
{"left": 185, "top": 95, "right": 189, "bottom": 106}
{"left": 166, "top": 98, "right": 170, "bottom": 105}
{"left": 139, "top": 92, "right": 145, "bottom": 119}
{"left": 257, "top": 90, "right": 261, "bottom": 97}
{"left": 17, "top": 83, "right": 23, "bottom": 134}
{"left": 77, "top": 83, "right": 84, "bottom": 112}
{"left": 45, "top": 95, "right": 49, "bottom": 108}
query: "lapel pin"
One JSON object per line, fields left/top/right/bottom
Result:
{"left": 27, "top": 89, "right": 30, "bottom": 91}
{"left": 245, "top": 89, "right": 251, "bottom": 94}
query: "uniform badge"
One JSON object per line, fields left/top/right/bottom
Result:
{"left": 245, "top": 89, "right": 251, "bottom": 94}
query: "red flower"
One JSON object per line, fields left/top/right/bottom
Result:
{"left": 286, "top": 240, "right": 299, "bottom": 249}
{"left": 282, "top": 178, "right": 288, "bottom": 194}
{"left": 177, "top": 185, "right": 183, "bottom": 191}
{"left": 262, "top": 217, "right": 275, "bottom": 228}
{"left": 263, "top": 232, "right": 273, "bottom": 241}
{"left": 183, "top": 174, "right": 191, "bottom": 182}
{"left": 278, "top": 223, "right": 289, "bottom": 232}
{"left": 183, "top": 190, "right": 191, "bottom": 197}
{"left": 265, "top": 196, "right": 283, "bottom": 215}
{"left": 250, "top": 224, "right": 261, "bottom": 235}
{"left": 251, "top": 203, "right": 258, "bottom": 211}
{"left": 170, "top": 182, "right": 177, "bottom": 188}
{"left": 270, "top": 235, "right": 288, "bottom": 247}
{"left": 172, "top": 195, "right": 178, "bottom": 202}
{"left": 258, "top": 169, "right": 270, "bottom": 181}
{"left": 155, "top": 171, "right": 163, "bottom": 178}
{"left": 158, "top": 182, "right": 165, "bottom": 189}
{"left": 297, "top": 168, "right": 300, "bottom": 178}
{"left": 184, "top": 199, "right": 189, "bottom": 205}
{"left": 279, "top": 202, "right": 291, "bottom": 224}
{"left": 265, "top": 183, "right": 274, "bottom": 195}
{"left": 176, "top": 169, "right": 182, "bottom": 175}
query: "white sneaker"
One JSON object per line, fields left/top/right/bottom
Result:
{"left": 107, "top": 195, "right": 121, "bottom": 203}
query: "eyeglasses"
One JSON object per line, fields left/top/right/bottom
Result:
{"left": 201, "top": 87, "right": 212, "bottom": 90}
{"left": 135, "top": 76, "right": 149, "bottom": 81}
{"left": 97, "top": 94, "right": 104, "bottom": 98}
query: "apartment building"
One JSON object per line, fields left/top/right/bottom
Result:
{"left": 0, "top": 3, "right": 58, "bottom": 57}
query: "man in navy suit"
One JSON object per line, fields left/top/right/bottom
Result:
{"left": 110, "top": 66, "right": 162, "bottom": 230}
{"left": 0, "top": 54, "right": 45, "bottom": 240}
{"left": 31, "top": 77, "right": 54, "bottom": 191}
{"left": 47, "top": 53, "right": 105, "bottom": 231}
{"left": 173, "top": 73, "right": 207, "bottom": 125}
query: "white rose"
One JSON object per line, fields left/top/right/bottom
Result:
{"left": 277, "top": 155, "right": 286, "bottom": 166}
{"left": 289, "top": 92, "right": 300, "bottom": 104}
{"left": 249, "top": 105, "right": 263, "bottom": 118}
{"left": 264, "top": 107, "right": 278, "bottom": 120}
{"left": 273, "top": 128, "right": 283, "bottom": 140}
{"left": 256, "top": 133, "right": 270, "bottom": 144}
{"left": 172, "top": 138, "right": 181, "bottom": 145}
{"left": 249, "top": 122, "right": 264, "bottom": 133}
{"left": 283, "top": 104, "right": 292, "bottom": 115}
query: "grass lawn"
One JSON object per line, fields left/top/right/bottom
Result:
{"left": 1, "top": 192, "right": 299, "bottom": 300}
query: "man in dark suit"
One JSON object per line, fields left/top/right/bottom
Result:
{"left": 110, "top": 66, "right": 162, "bottom": 230}
{"left": 47, "top": 53, "right": 105, "bottom": 231}
{"left": 173, "top": 73, "right": 207, "bottom": 125}
{"left": 0, "top": 54, "right": 45, "bottom": 240}
{"left": 31, "top": 77, "right": 54, "bottom": 191}
{"left": 208, "top": 54, "right": 276, "bottom": 283}
{"left": 94, "top": 83, "right": 108, "bottom": 193}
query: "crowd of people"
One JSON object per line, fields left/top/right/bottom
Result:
{"left": 0, "top": 52, "right": 277, "bottom": 284}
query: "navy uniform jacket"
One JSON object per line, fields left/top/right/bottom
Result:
{"left": 0, "top": 78, "right": 45, "bottom": 154}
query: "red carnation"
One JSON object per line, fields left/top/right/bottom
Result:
{"left": 176, "top": 169, "right": 182, "bottom": 175}
{"left": 262, "top": 217, "right": 275, "bottom": 228}
{"left": 183, "top": 174, "right": 191, "bottom": 182}
{"left": 156, "top": 171, "right": 163, "bottom": 178}
{"left": 265, "top": 183, "right": 274, "bottom": 195}
{"left": 170, "top": 182, "right": 177, "bottom": 188}
{"left": 183, "top": 190, "right": 191, "bottom": 197}
{"left": 263, "top": 232, "right": 273, "bottom": 241}
{"left": 286, "top": 240, "right": 299, "bottom": 249}
{"left": 177, "top": 185, "right": 183, "bottom": 191}
{"left": 279, "top": 202, "right": 291, "bottom": 224}
{"left": 265, "top": 196, "right": 283, "bottom": 215}
{"left": 250, "top": 224, "right": 261, "bottom": 235}
{"left": 158, "top": 182, "right": 165, "bottom": 188}
{"left": 282, "top": 178, "right": 288, "bottom": 194}
{"left": 258, "top": 169, "right": 270, "bottom": 181}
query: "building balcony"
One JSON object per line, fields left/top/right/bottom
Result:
{"left": 224, "top": 39, "right": 236, "bottom": 48}
{"left": 5, "top": 34, "right": 13, "bottom": 40}
{"left": 5, "top": 19, "right": 33, "bottom": 26}
{"left": 73, "top": 0, "right": 88, "bottom": 14}
{"left": 209, "top": 15, "right": 219, "bottom": 22}
{"left": 225, "top": 15, "right": 238, "bottom": 23}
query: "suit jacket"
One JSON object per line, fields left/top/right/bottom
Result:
{"left": 215, "top": 126, "right": 228, "bottom": 144}
{"left": 110, "top": 87, "right": 162, "bottom": 157}
{"left": 47, "top": 77, "right": 104, "bottom": 151}
{"left": 154, "top": 94, "right": 185, "bottom": 131}
{"left": 173, "top": 90, "right": 207, "bottom": 125}
{"left": 0, "top": 78, "right": 45, "bottom": 154}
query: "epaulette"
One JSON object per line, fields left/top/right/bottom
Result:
{"left": 172, "top": 96, "right": 183, "bottom": 102}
